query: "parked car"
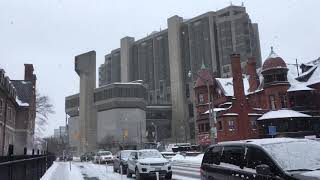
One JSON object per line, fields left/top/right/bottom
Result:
{"left": 127, "top": 149, "right": 172, "bottom": 180}
{"left": 113, "top": 150, "right": 136, "bottom": 174}
{"left": 160, "top": 152, "right": 176, "bottom": 160}
{"left": 66, "top": 155, "right": 73, "bottom": 161}
{"left": 58, "top": 155, "right": 65, "bottom": 161}
{"left": 94, "top": 151, "right": 113, "bottom": 164}
{"left": 80, "top": 152, "right": 94, "bottom": 162}
{"left": 201, "top": 138, "right": 320, "bottom": 180}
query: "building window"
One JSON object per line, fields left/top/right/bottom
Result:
{"left": 269, "top": 95, "right": 276, "bottom": 110}
{"left": 188, "top": 104, "right": 194, "bottom": 117}
{"left": 205, "top": 123, "right": 210, "bottom": 132}
{"left": 7, "top": 107, "right": 11, "bottom": 122}
{"left": 159, "top": 80, "right": 165, "bottom": 96}
{"left": 280, "top": 94, "right": 287, "bottom": 108}
{"left": 185, "top": 84, "right": 190, "bottom": 98}
{"left": 199, "top": 94, "right": 204, "bottom": 104}
{"left": 251, "top": 118, "right": 257, "bottom": 130}
{"left": 0, "top": 99, "right": 3, "bottom": 116}
{"left": 217, "top": 121, "right": 223, "bottom": 131}
{"left": 228, "top": 119, "right": 235, "bottom": 131}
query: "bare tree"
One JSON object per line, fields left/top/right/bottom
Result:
{"left": 35, "top": 91, "right": 55, "bottom": 137}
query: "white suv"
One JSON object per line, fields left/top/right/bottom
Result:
{"left": 95, "top": 151, "right": 113, "bottom": 164}
{"left": 127, "top": 149, "right": 172, "bottom": 180}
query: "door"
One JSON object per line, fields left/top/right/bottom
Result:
{"left": 127, "top": 152, "right": 137, "bottom": 171}
{"left": 244, "top": 146, "right": 284, "bottom": 180}
{"left": 203, "top": 145, "right": 253, "bottom": 180}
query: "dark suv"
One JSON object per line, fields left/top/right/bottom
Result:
{"left": 113, "top": 150, "right": 136, "bottom": 174}
{"left": 201, "top": 138, "right": 320, "bottom": 180}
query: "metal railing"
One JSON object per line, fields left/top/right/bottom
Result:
{"left": 0, "top": 147, "right": 55, "bottom": 180}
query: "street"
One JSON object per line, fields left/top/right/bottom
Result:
{"left": 41, "top": 161, "right": 200, "bottom": 180}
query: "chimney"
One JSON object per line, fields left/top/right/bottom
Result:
{"left": 246, "top": 57, "right": 258, "bottom": 92}
{"left": 24, "top": 64, "right": 34, "bottom": 81}
{"left": 231, "top": 54, "right": 246, "bottom": 104}
{"left": 24, "top": 64, "right": 36, "bottom": 89}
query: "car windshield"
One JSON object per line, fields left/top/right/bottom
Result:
{"left": 262, "top": 140, "right": 320, "bottom": 171}
{"left": 99, "top": 152, "right": 111, "bottom": 156}
{"left": 121, "top": 151, "right": 134, "bottom": 159}
{"left": 139, "top": 151, "right": 162, "bottom": 159}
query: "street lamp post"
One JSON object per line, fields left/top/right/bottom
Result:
{"left": 151, "top": 122, "right": 157, "bottom": 143}
{"left": 188, "top": 70, "right": 216, "bottom": 144}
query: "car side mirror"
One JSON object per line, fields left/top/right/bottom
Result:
{"left": 256, "top": 164, "right": 272, "bottom": 176}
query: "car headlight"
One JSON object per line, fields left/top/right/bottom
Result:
{"left": 164, "top": 162, "right": 170, "bottom": 165}
{"left": 140, "top": 162, "right": 149, "bottom": 166}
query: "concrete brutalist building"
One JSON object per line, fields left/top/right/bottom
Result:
{"left": 98, "top": 5, "right": 262, "bottom": 143}
{"left": 66, "top": 51, "right": 147, "bottom": 154}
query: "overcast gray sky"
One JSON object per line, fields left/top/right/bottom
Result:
{"left": 1, "top": 0, "right": 319, "bottom": 137}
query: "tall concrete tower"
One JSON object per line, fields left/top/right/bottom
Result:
{"left": 168, "top": 16, "right": 189, "bottom": 142}
{"left": 75, "top": 51, "right": 97, "bottom": 153}
{"left": 120, "top": 36, "right": 135, "bottom": 82}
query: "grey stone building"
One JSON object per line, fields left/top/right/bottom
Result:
{"left": 66, "top": 52, "right": 147, "bottom": 154}
{"left": 98, "top": 5, "right": 262, "bottom": 143}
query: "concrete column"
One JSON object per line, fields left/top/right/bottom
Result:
{"left": 120, "top": 37, "right": 135, "bottom": 82}
{"left": 208, "top": 14, "right": 219, "bottom": 74}
{"left": 75, "top": 51, "right": 97, "bottom": 153}
{"left": 167, "top": 15, "right": 189, "bottom": 142}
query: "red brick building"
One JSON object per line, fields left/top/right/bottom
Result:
{"left": 0, "top": 64, "right": 37, "bottom": 155}
{"left": 194, "top": 48, "right": 320, "bottom": 145}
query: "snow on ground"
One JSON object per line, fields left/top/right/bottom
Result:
{"left": 40, "top": 162, "right": 83, "bottom": 180}
{"left": 41, "top": 161, "right": 200, "bottom": 180}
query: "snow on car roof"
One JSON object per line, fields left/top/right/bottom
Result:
{"left": 138, "top": 149, "right": 159, "bottom": 152}
{"left": 218, "top": 137, "right": 311, "bottom": 147}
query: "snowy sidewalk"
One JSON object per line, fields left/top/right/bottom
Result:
{"left": 40, "top": 162, "right": 83, "bottom": 180}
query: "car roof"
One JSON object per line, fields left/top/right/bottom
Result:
{"left": 137, "top": 149, "right": 159, "bottom": 152}
{"left": 121, "top": 150, "right": 136, "bottom": 152}
{"left": 213, "top": 138, "right": 311, "bottom": 147}
{"left": 98, "top": 150, "right": 111, "bottom": 153}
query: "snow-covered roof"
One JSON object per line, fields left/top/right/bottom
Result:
{"left": 287, "top": 82, "right": 315, "bottom": 92}
{"left": 223, "top": 113, "right": 239, "bottom": 116}
{"left": 305, "top": 66, "right": 320, "bottom": 86}
{"left": 16, "top": 97, "right": 29, "bottom": 107}
{"left": 203, "top": 108, "right": 227, "bottom": 114}
{"left": 257, "top": 109, "right": 311, "bottom": 120}
{"left": 215, "top": 76, "right": 250, "bottom": 97}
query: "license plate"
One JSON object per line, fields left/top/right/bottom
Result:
{"left": 154, "top": 167, "right": 161, "bottom": 171}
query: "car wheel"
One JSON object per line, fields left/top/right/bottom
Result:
{"left": 127, "top": 168, "right": 132, "bottom": 178}
{"left": 135, "top": 168, "right": 143, "bottom": 180}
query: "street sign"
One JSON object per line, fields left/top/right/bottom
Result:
{"left": 268, "top": 126, "right": 277, "bottom": 136}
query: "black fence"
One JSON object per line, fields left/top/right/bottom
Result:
{"left": 0, "top": 146, "right": 56, "bottom": 180}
